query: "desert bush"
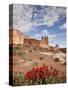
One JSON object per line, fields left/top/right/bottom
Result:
{"left": 13, "top": 74, "right": 25, "bottom": 86}
{"left": 29, "top": 49, "right": 32, "bottom": 53}
{"left": 33, "top": 62, "right": 38, "bottom": 66}
{"left": 39, "top": 57, "right": 44, "bottom": 60}
{"left": 14, "top": 45, "right": 22, "bottom": 50}
{"left": 13, "top": 45, "right": 24, "bottom": 53}
{"left": 60, "top": 48, "right": 66, "bottom": 53}
{"left": 54, "top": 58, "right": 59, "bottom": 62}
{"left": 13, "top": 45, "right": 22, "bottom": 55}
{"left": 18, "top": 51, "right": 27, "bottom": 60}
{"left": 63, "top": 62, "right": 66, "bottom": 65}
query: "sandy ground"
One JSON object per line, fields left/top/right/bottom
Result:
{"left": 9, "top": 45, "right": 66, "bottom": 79}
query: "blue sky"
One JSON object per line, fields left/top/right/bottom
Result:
{"left": 10, "top": 4, "right": 66, "bottom": 48}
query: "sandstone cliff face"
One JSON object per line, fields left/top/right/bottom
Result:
{"left": 9, "top": 29, "right": 24, "bottom": 45}
{"left": 9, "top": 29, "right": 40, "bottom": 47}
{"left": 24, "top": 38, "right": 40, "bottom": 47}
{"left": 9, "top": 29, "right": 49, "bottom": 48}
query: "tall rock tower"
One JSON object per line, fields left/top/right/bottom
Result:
{"left": 40, "top": 36, "right": 49, "bottom": 48}
{"left": 45, "top": 37, "right": 48, "bottom": 45}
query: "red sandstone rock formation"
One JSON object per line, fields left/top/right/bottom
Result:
{"left": 9, "top": 29, "right": 49, "bottom": 48}
{"left": 24, "top": 37, "right": 40, "bottom": 47}
{"left": 9, "top": 29, "right": 24, "bottom": 45}
{"left": 40, "top": 36, "right": 49, "bottom": 48}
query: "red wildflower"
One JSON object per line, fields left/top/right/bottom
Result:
{"left": 25, "top": 70, "right": 34, "bottom": 80}
{"left": 32, "top": 67, "right": 35, "bottom": 71}
{"left": 35, "top": 67, "right": 40, "bottom": 72}
{"left": 40, "top": 72, "right": 45, "bottom": 79}
{"left": 35, "top": 72, "right": 39, "bottom": 79}
{"left": 40, "top": 66, "right": 45, "bottom": 73}
{"left": 45, "top": 66, "right": 48, "bottom": 72}
{"left": 24, "top": 65, "right": 58, "bottom": 81}
{"left": 45, "top": 70, "right": 51, "bottom": 78}
{"left": 25, "top": 71, "right": 31, "bottom": 80}
{"left": 52, "top": 69, "right": 58, "bottom": 77}
{"left": 31, "top": 67, "right": 35, "bottom": 75}
{"left": 35, "top": 67, "right": 40, "bottom": 79}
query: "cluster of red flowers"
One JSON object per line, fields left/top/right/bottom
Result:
{"left": 24, "top": 65, "right": 58, "bottom": 80}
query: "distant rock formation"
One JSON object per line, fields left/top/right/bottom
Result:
{"left": 9, "top": 29, "right": 49, "bottom": 48}
{"left": 54, "top": 44, "right": 59, "bottom": 50}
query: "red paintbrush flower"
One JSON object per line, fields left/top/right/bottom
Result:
{"left": 25, "top": 70, "right": 34, "bottom": 80}
{"left": 25, "top": 71, "right": 31, "bottom": 80}
{"left": 24, "top": 65, "right": 58, "bottom": 81}
{"left": 40, "top": 72, "right": 45, "bottom": 79}
{"left": 35, "top": 72, "right": 39, "bottom": 79}
{"left": 40, "top": 66, "right": 45, "bottom": 73}
{"left": 45, "top": 66, "right": 48, "bottom": 72}
{"left": 35, "top": 66, "right": 40, "bottom": 79}
{"left": 35, "top": 66, "right": 40, "bottom": 72}
{"left": 52, "top": 69, "right": 58, "bottom": 77}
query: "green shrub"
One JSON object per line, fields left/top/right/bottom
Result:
{"left": 18, "top": 51, "right": 27, "bottom": 60}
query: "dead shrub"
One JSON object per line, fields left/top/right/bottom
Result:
{"left": 29, "top": 49, "right": 32, "bottom": 53}
{"left": 54, "top": 58, "right": 59, "bottom": 62}
{"left": 39, "top": 57, "right": 44, "bottom": 60}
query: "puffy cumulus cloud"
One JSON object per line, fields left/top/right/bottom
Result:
{"left": 9, "top": 4, "right": 66, "bottom": 33}
{"left": 60, "top": 23, "right": 66, "bottom": 30}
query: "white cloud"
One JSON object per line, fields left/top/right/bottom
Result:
{"left": 9, "top": 4, "right": 66, "bottom": 33}
{"left": 33, "top": 6, "right": 66, "bottom": 27}
{"left": 32, "top": 29, "right": 56, "bottom": 41}
{"left": 33, "top": 33, "right": 41, "bottom": 40}
{"left": 44, "top": 7, "right": 66, "bottom": 27}
{"left": 48, "top": 34, "right": 56, "bottom": 41}
{"left": 60, "top": 23, "right": 66, "bottom": 30}
{"left": 40, "top": 29, "right": 49, "bottom": 36}
{"left": 32, "top": 29, "right": 49, "bottom": 40}
{"left": 12, "top": 4, "right": 33, "bottom": 33}
{"left": 48, "top": 34, "right": 56, "bottom": 38}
